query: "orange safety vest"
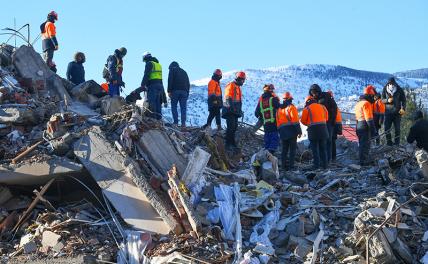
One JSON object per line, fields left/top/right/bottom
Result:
{"left": 42, "top": 22, "right": 56, "bottom": 39}
{"left": 208, "top": 79, "right": 222, "bottom": 97}
{"left": 224, "top": 82, "right": 242, "bottom": 103}
{"left": 355, "top": 100, "right": 374, "bottom": 122}
{"left": 276, "top": 104, "right": 299, "bottom": 128}
{"left": 373, "top": 99, "right": 385, "bottom": 115}
{"left": 336, "top": 108, "right": 343, "bottom": 124}
{"left": 300, "top": 103, "right": 328, "bottom": 127}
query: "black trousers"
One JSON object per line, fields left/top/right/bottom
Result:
{"left": 384, "top": 113, "right": 401, "bottom": 146}
{"left": 332, "top": 137, "right": 337, "bottom": 161}
{"left": 357, "top": 128, "right": 371, "bottom": 165}
{"left": 281, "top": 137, "right": 297, "bottom": 169}
{"left": 225, "top": 115, "right": 238, "bottom": 147}
{"left": 207, "top": 107, "right": 221, "bottom": 126}
{"left": 310, "top": 139, "right": 327, "bottom": 169}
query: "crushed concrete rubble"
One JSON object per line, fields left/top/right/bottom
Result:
{"left": 0, "top": 43, "right": 428, "bottom": 264}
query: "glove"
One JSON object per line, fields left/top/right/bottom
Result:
{"left": 399, "top": 108, "right": 405, "bottom": 115}
{"left": 120, "top": 81, "right": 126, "bottom": 87}
{"left": 388, "top": 98, "right": 393, "bottom": 103}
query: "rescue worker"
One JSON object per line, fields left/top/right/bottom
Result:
{"left": 327, "top": 90, "right": 342, "bottom": 161}
{"left": 140, "top": 52, "right": 165, "bottom": 120}
{"left": 381, "top": 77, "right": 406, "bottom": 146}
{"left": 301, "top": 96, "right": 329, "bottom": 170}
{"left": 222, "top": 71, "right": 245, "bottom": 150}
{"left": 66, "top": 52, "right": 85, "bottom": 85}
{"left": 355, "top": 85, "right": 376, "bottom": 166}
{"left": 407, "top": 110, "right": 428, "bottom": 152}
{"left": 103, "top": 47, "right": 127, "bottom": 97}
{"left": 309, "top": 84, "right": 338, "bottom": 164}
{"left": 40, "top": 11, "right": 59, "bottom": 72}
{"left": 202, "top": 69, "right": 223, "bottom": 130}
{"left": 373, "top": 92, "right": 385, "bottom": 145}
{"left": 168, "top": 61, "right": 190, "bottom": 127}
{"left": 276, "top": 92, "right": 301, "bottom": 170}
{"left": 255, "top": 84, "right": 280, "bottom": 154}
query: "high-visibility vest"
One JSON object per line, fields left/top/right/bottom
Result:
{"left": 300, "top": 103, "right": 328, "bottom": 127}
{"left": 259, "top": 96, "right": 275, "bottom": 124}
{"left": 148, "top": 61, "right": 162, "bottom": 80}
{"left": 42, "top": 22, "right": 56, "bottom": 39}
{"left": 224, "top": 82, "right": 242, "bottom": 103}
{"left": 373, "top": 99, "right": 385, "bottom": 115}
{"left": 277, "top": 104, "right": 299, "bottom": 128}
{"left": 355, "top": 100, "right": 374, "bottom": 122}
{"left": 208, "top": 80, "right": 221, "bottom": 97}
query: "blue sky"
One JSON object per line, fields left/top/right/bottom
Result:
{"left": 1, "top": 0, "right": 427, "bottom": 94}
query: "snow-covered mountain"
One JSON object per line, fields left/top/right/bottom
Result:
{"left": 162, "top": 64, "right": 428, "bottom": 126}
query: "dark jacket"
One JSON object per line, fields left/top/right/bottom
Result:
{"left": 66, "top": 61, "right": 85, "bottom": 85}
{"left": 309, "top": 85, "right": 337, "bottom": 125}
{"left": 167, "top": 62, "right": 190, "bottom": 94}
{"left": 106, "top": 54, "right": 123, "bottom": 83}
{"left": 141, "top": 57, "right": 163, "bottom": 87}
{"left": 381, "top": 83, "right": 406, "bottom": 115}
{"left": 255, "top": 91, "right": 280, "bottom": 132}
{"left": 407, "top": 119, "right": 428, "bottom": 151}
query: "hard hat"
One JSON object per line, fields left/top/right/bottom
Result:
{"left": 364, "top": 85, "right": 376, "bottom": 95}
{"left": 213, "top": 69, "right": 222, "bottom": 76}
{"left": 48, "top": 11, "right": 58, "bottom": 20}
{"left": 118, "top": 47, "right": 127, "bottom": 56}
{"left": 283, "top": 92, "right": 293, "bottom": 100}
{"left": 235, "top": 71, "right": 246, "bottom": 79}
{"left": 142, "top": 52, "right": 151, "bottom": 61}
{"left": 305, "top": 95, "right": 314, "bottom": 103}
{"left": 263, "top": 84, "right": 275, "bottom": 91}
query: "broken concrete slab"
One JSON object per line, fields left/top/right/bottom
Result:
{"left": 71, "top": 80, "right": 106, "bottom": 99}
{"left": 139, "top": 129, "right": 187, "bottom": 177}
{"left": 0, "top": 185, "right": 12, "bottom": 204}
{"left": 0, "top": 105, "right": 41, "bottom": 124}
{"left": 42, "top": 230, "right": 61, "bottom": 250}
{"left": 415, "top": 149, "right": 428, "bottom": 180}
{"left": 12, "top": 45, "right": 72, "bottom": 103}
{"left": 74, "top": 126, "right": 172, "bottom": 234}
{"left": 100, "top": 96, "right": 125, "bottom": 115}
{"left": 0, "top": 156, "right": 83, "bottom": 185}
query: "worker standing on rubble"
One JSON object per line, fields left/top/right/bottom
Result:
{"left": 255, "top": 84, "right": 280, "bottom": 154}
{"left": 103, "top": 47, "right": 127, "bottom": 97}
{"left": 373, "top": 92, "right": 385, "bottom": 145}
{"left": 140, "top": 52, "right": 165, "bottom": 120}
{"left": 327, "top": 90, "right": 342, "bottom": 161}
{"left": 40, "top": 11, "right": 59, "bottom": 72}
{"left": 355, "top": 85, "right": 376, "bottom": 166}
{"left": 202, "top": 69, "right": 223, "bottom": 130}
{"left": 382, "top": 77, "right": 406, "bottom": 146}
{"left": 309, "top": 84, "right": 338, "bottom": 164}
{"left": 222, "top": 72, "right": 246, "bottom": 151}
{"left": 276, "top": 92, "right": 301, "bottom": 170}
{"left": 66, "top": 52, "right": 85, "bottom": 85}
{"left": 301, "top": 96, "right": 329, "bottom": 170}
{"left": 407, "top": 110, "right": 428, "bottom": 152}
{"left": 167, "top": 61, "right": 190, "bottom": 127}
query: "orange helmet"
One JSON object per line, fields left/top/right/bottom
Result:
{"left": 283, "top": 92, "right": 293, "bottom": 100}
{"left": 235, "top": 71, "right": 246, "bottom": 79}
{"left": 364, "top": 85, "right": 376, "bottom": 95}
{"left": 305, "top": 95, "right": 313, "bottom": 103}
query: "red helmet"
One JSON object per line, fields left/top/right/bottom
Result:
{"left": 283, "top": 92, "right": 293, "bottom": 100}
{"left": 364, "top": 85, "right": 376, "bottom": 95}
{"left": 235, "top": 71, "right": 246, "bottom": 79}
{"left": 48, "top": 11, "right": 58, "bottom": 20}
{"left": 213, "top": 69, "right": 222, "bottom": 76}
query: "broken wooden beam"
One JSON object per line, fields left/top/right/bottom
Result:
{"left": 11, "top": 140, "right": 43, "bottom": 164}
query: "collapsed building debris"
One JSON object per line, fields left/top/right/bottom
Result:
{"left": 0, "top": 43, "right": 427, "bottom": 264}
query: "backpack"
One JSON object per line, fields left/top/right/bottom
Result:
{"left": 102, "top": 63, "right": 110, "bottom": 80}
{"left": 40, "top": 22, "right": 46, "bottom": 33}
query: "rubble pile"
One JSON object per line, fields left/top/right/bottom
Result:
{"left": 0, "top": 43, "right": 427, "bottom": 264}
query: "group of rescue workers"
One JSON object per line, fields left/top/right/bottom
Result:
{"left": 41, "top": 10, "right": 428, "bottom": 171}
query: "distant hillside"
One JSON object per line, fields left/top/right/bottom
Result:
{"left": 395, "top": 68, "right": 428, "bottom": 79}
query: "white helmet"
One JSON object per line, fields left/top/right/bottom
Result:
{"left": 142, "top": 52, "right": 152, "bottom": 61}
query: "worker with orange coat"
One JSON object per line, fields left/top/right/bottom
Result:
{"left": 301, "top": 96, "right": 329, "bottom": 170}
{"left": 276, "top": 92, "right": 301, "bottom": 170}
{"left": 40, "top": 11, "right": 59, "bottom": 72}
{"left": 203, "top": 69, "right": 223, "bottom": 130}
{"left": 222, "top": 72, "right": 246, "bottom": 150}
{"left": 373, "top": 91, "right": 386, "bottom": 145}
{"left": 355, "top": 85, "right": 377, "bottom": 165}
